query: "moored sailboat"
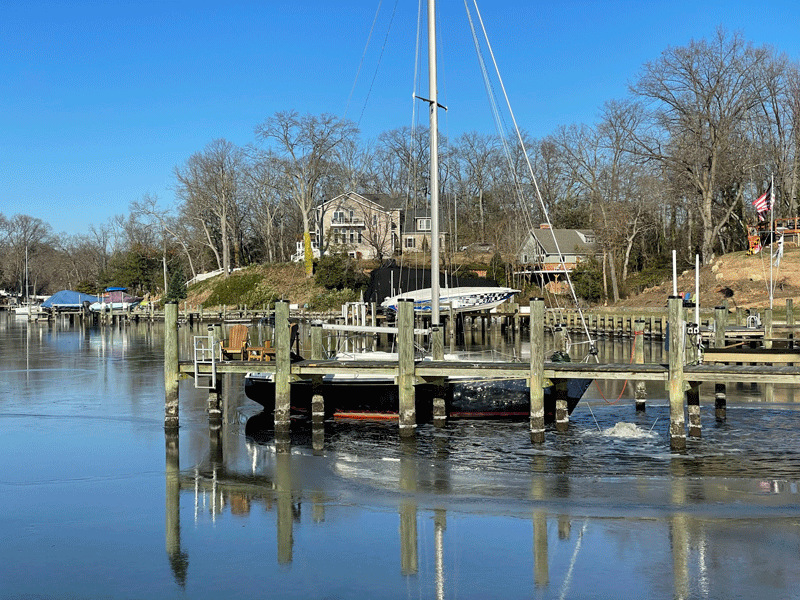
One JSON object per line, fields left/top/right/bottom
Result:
{"left": 244, "top": 0, "right": 596, "bottom": 422}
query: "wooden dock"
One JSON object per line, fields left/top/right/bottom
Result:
{"left": 166, "top": 297, "right": 800, "bottom": 452}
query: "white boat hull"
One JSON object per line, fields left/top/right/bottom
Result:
{"left": 381, "top": 286, "right": 518, "bottom": 313}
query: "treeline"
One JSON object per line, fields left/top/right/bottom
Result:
{"left": 1, "top": 28, "right": 798, "bottom": 302}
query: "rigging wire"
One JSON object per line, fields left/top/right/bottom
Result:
{"left": 465, "top": 0, "right": 598, "bottom": 360}
{"left": 343, "top": 1, "right": 384, "bottom": 124}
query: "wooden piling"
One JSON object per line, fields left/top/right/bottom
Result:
{"left": 431, "top": 326, "right": 447, "bottom": 428}
{"left": 714, "top": 306, "right": 727, "bottom": 421}
{"left": 310, "top": 324, "right": 324, "bottom": 425}
{"left": 274, "top": 300, "right": 291, "bottom": 435}
{"left": 164, "top": 302, "right": 179, "bottom": 430}
{"left": 553, "top": 324, "right": 568, "bottom": 431}
{"left": 634, "top": 319, "right": 646, "bottom": 411}
{"left": 787, "top": 299, "right": 794, "bottom": 348}
{"left": 206, "top": 324, "right": 222, "bottom": 422}
{"left": 668, "top": 296, "right": 686, "bottom": 451}
{"left": 398, "top": 300, "right": 416, "bottom": 436}
{"left": 529, "top": 298, "right": 545, "bottom": 444}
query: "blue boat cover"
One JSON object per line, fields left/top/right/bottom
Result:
{"left": 42, "top": 290, "right": 99, "bottom": 308}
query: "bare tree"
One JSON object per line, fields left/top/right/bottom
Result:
{"left": 629, "top": 27, "right": 774, "bottom": 264}
{"left": 255, "top": 111, "right": 359, "bottom": 275}
{"left": 174, "top": 139, "right": 244, "bottom": 277}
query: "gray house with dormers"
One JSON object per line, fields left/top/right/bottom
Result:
{"left": 518, "top": 225, "right": 598, "bottom": 275}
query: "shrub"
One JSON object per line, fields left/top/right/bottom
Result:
{"left": 314, "top": 253, "right": 368, "bottom": 291}
{"left": 308, "top": 288, "right": 360, "bottom": 312}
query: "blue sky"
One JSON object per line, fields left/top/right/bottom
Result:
{"left": 2, "top": 0, "right": 799, "bottom": 237}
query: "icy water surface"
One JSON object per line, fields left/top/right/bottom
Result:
{"left": 1, "top": 314, "right": 799, "bottom": 599}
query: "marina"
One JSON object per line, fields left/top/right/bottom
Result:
{"left": 2, "top": 310, "right": 800, "bottom": 598}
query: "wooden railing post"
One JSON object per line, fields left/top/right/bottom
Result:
{"left": 668, "top": 296, "right": 686, "bottom": 451}
{"left": 714, "top": 306, "right": 727, "bottom": 421}
{"left": 634, "top": 319, "right": 646, "bottom": 411}
{"left": 164, "top": 301, "right": 179, "bottom": 430}
{"left": 529, "top": 298, "right": 545, "bottom": 444}
{"left": 398, "top": 300, "right": 416, "bottom": 436}
{"left": 274, "top": 300, "right": 291, "bottom": 436}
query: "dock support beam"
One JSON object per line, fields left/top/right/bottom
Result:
{"left": 164, "top": 301, "right": 179, "bottom": 430}
{"left": 634, "top": 319, "right": 646, "bottom": 411}
{"left": 529, "top": 298, "right": 545, "bottom": 444}
{"left": 668, "top": 296, "right": 686, "bottom": 451}
{"left": 431, "top": 326, "right": 447, "bottom": 428}
{"left": 398, "top": 300, "right": 416, "bottom": 436}
{"left": 553, "top": 325, "right": 569, "bottom": 432}
{"left": 274, "top": 300, "right": 291, "bottom": 436}
{"left": 713, "top": 306, "right": 727, "bottom": 421}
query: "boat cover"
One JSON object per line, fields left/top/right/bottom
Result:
{"left": 42, "top": 290, "right": 99, "bottom": 308}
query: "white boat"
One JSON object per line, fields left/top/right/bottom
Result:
{"left": 89, "top": 287, "right": 143, "bottom": 312}
{"left": 14, "top": 302, "right": 46, "bottom": 316}
{"left": 381, "top": 286, "right": 519, "bottom": 314}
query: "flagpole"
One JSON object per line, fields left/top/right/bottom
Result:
{"left": 770, "top": 173, "right": 774, "bottom": 310}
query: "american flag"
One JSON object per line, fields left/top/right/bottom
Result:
{"left": 753, "top": 183, "right": 773, "bottom": 220}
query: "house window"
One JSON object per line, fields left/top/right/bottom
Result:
{"left": 405, "top": 237, "right": 416, "bottom": 249}
{"left": 372, "top": 215, "right": 378, "bottom": 227}
{"left": 350, "top": 231, "right": 355, "bottom": 243}
{"left": 417, "top": 218, "right": 431, "bottom": 231}
{"left": 333, "top": 210, "right": 345, "bottom": 224}
{"left": 358, "top": 232, "right": 362, "bottom": 243}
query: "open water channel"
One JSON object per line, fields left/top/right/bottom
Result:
{"left": 1, "top": 313, "right": 799, "bottom": 599}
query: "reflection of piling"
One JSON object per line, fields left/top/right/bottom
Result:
{"left": 399, "top": 438, "right": 418, "bottom": 576}
{"left": 533, "top": 511, "right": 549, "bottom": 588}
{"left": 529, "top": 299, "right": 545, "bottom": 444}
{"left": 634, "top": 320, "right": 647, "bottom": 411}
{"left": 398, "top": 300, "right": 416, "bottom": 436}
{"left": 714, "top": 306, "right": 727, "bottom": 420}
{"left": 274, "top": 301, "right": 291, "bottom": 435}
{"left": 275, "top": 451, "right": 293, "bottom": 565}
{"left": 668, "top": 297, "right": 686, "bottom": 451}
{"left": 165, "top": 430, "right": 188, "bottom": 588}
{"left": 164, "top": 302, "right": 179, "bottom": 430}
{"left": 434, "top": 510, "right": 446, "bottom": 600}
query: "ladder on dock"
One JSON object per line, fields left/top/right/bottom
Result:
{"left": 193, "top": 332, "right": 217, "bottom": 389}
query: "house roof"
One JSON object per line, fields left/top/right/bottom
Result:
{"left": 320, "top": 191, "right": 403, "bottom": 212}
{"left": 527, "top": 228, "right": 597, "bottom": 255}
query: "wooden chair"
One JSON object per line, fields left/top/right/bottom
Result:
{"left": 220, "top": 324, "right": 249, "bottom": 360}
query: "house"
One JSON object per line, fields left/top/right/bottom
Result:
{"left": 308, "top": 192, "right": 448, "bottom": 260}
{"left": 518, "top": 225, "right": 598, "bottom": 287}
{"left": 400, "top": 208, "right": 446, "bottom": 254}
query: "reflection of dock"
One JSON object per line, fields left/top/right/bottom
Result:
{"left": 164, "top": 423, "right": 796, "bottom": 596}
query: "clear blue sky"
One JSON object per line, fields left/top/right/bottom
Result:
{"left": 2, "top": 0, "right": 798, "bottom": 237}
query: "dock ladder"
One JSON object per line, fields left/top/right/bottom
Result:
{"left": 193, "top": 327, "right": 217, "bottom": 389}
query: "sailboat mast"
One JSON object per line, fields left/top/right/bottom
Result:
{"left": 428, "top": 0, "right": 441, "bottom": 324}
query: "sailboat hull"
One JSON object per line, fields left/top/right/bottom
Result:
{"left": 244, "top": 373, "right": 589, "bottom": 423}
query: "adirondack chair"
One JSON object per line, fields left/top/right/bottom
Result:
{"left": 220, "top": 324, "right": 249, "bottom": 360}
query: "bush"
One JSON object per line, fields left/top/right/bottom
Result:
{"left": 571, "top": 259, "right": 602, "bottom": 303}
{"left": 202, "top": 271, "right": 279, "bottom": 308}
{"left": 308, "top": 288, "right": 360, "bottom": 312}
{"left": 314, "top": 253, "right": 368, "bottom": 291}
